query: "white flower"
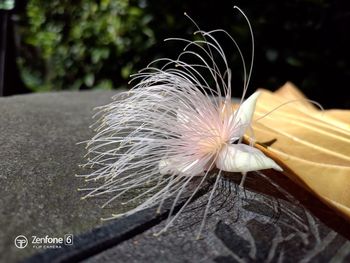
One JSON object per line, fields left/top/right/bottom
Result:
{"left": 78, "top": 6, "right": 282, "bottom": 237}
{"left": 159, "top": 91, "right": 282, "bottom": 176}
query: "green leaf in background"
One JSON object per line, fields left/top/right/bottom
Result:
{"left": 18, "top": 0, "right": 155, "bottom": 91}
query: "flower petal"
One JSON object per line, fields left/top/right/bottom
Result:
{"left": 159, "top": 156, "right": 213, "bottom": 176}
{"left": 159, "top": 158, "right": 190, "bottom": 175}
{"left": 215, "top": 143, "right": 283, "bottom": 172}
{"left": 159, "top": 158, "right": 173, "bottom": 175}
{"left": 234, "top": 91, "right": 260, "bottom": 136}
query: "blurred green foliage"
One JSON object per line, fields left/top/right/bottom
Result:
{"left": 17, "top": 0, "right": 350, "bottom": 107}
{"left": 18, "top": 0, "right": 154, "bottom": 91}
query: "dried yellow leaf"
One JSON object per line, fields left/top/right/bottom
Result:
{"left": 242, "top": 82, "right": 350, "bottom": 219}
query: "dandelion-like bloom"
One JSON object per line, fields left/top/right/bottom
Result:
{"left": 79, "top": 7, "right": 282, "bottom": 237}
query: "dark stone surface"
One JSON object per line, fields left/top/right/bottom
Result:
{"left": 84, "top": 174, "right": 350, "bottom": 263}
{"left": 1, "top": 91, "right": 350, "bottom": 263}
{"left": 24, "top": 208, "right": 166, "bottom": 263}
{"left": 0, "top": 91, "right": 118, "bottom": 262}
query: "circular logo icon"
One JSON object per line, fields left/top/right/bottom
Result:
{"left": 15, "top": 235, "right": 28, "bottom": 249}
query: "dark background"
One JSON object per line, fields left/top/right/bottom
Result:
{"left": 2, "top": 0, "right": 350, "bottom": 108}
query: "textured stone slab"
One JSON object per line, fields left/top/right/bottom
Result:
{"left": 0, "top": 91, "right": 119, "bottom": 262}
{"left": 83, "top": 172, "right": 350, "bottom": 263}
{"left": 1, "top": 91, "right": 350, "bottom": 263}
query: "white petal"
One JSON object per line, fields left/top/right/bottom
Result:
{"left": 234, "top": 91, "right": 260, "bottom": 135}
{"left": 158, "top": 158, "right": 189, "bottom": 175}
{"left": 216, "top": 143, "right": 283, "bottom": 172}
{"left": 159, "top": 158, "right": 200, "bottom": 175}
{"left": 159, "top": 156, "right": 212, "bottom": 176}
{"left": 159, "top": 158, "right": 173, "bottom": 175}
